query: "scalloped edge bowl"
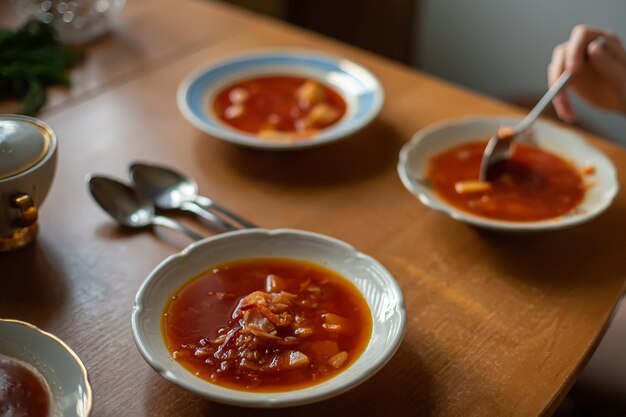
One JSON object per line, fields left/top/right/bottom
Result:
{"left": 131, "top": 228, "right": 406, "bottom": 407}
{"left": 398, "top": 116, "right": 619, "bottom": 232}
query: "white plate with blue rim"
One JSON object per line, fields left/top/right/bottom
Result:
{"left": 397, "top": 116, "right": 619, "bottom": 232}
{"left": 177, "top": 50, "right": 384, "bottom": 150}
{"left": 0, "top": 319, "right": 92, "bottom": 417}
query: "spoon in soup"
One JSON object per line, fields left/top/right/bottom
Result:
{"left": 479, "top": 36, "right": 607, "bottom": 181}
{"left": 88, "top": 175, "right": 205, "bottom": 241}
{"left": 129, "top": 162, "right": 258, "bottom": 229}
{"left": 478, "top": 70, "right": 572, "bottom": 181}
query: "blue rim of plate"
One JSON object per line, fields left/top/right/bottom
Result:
{"left": 177, "top": 49, "right": 384, "bottom": 150}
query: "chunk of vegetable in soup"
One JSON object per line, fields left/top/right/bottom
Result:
{"left": 212, "top": 76, "right": 346, "bottom": 140}
{"left": 163, "top": 258, "right": 372, "bottom": 392}
{"left": 427, "top": 140, "right": 586, "bottom": 221}
{"left": 0, "top": 355, "right": 51, "bottom": 417}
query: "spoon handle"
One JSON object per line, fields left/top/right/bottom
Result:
{"left": 514, "top": 71, "right": 572, "bottom": 134}
{"left": 194, "top": 195, "right": 259, "bottom": 229}
{"left": 152, "top": 215, "right": 205, "bottom": 241}
{"left": 181, "top": 201, "right": 238, "bottom": 232}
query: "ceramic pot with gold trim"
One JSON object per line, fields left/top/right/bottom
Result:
{"left": 0, "top": 115, "right": 57, "bottom": 251}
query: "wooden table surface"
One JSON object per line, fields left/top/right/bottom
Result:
{"left": 2, "top": 1, "right": 625, "bottom": 416}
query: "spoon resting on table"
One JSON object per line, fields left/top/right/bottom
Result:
{"left": 129, "top": 162, "right": 258, "bottom": 229}
{"left": 87, "top": 175, "right": 204, "bottom": 241}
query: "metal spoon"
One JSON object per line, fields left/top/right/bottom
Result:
{"left": 87, "top": 175, "right": 204, "bottom": 241}
{"left": 479, "top": 36, "right": 608, "bottom": 181}
{"left": 478, "top": 70, "right": 572, "bottom": 181}
{"left": 129, "top": 162, "right": 258, "bottom": 229}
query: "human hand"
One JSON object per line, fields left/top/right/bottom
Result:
{"left": 548, "top": 25, "right": 626, "bottom": 122}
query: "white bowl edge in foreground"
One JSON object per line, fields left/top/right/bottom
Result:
{"left": 131, "top": 228, "right": 406, "bottom": 408}
{"left": 0, "top": 319, "right": 93, "bottom": 417}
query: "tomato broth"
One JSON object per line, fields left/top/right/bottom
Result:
{"left": 0, "top": 355, "right": 51, "bottom": 417}
{"left": 163, "top": 258, "right": 372, "bottom": 392}
{"left": 212, "top": 75, "right": 347, "bottom": 140}
{"left": 427, "top": 140, "right": 586, "bottom": 221}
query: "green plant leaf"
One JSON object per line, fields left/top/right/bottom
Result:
{"left": 0, "top": 20, "right": 84, "bottom": 115}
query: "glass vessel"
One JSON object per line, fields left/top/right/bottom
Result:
{"left": 11, "top": 0, "right": 126, "bottom": 44}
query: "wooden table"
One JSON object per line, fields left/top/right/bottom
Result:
{"left": 2, "top": 1, "right": 625, "bottom": 416}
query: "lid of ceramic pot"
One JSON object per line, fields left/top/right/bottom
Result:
{"left": 0, "top": 116, "right": 52, "bottom": 180}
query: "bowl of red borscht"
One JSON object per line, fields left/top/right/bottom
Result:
{"left": 131, "top": 229, "right": 405, "bottom": 407}
{"left": 397, "top": 116, "right": 618, "bottom": 232}
{"left": 177, "top": 50, "right": 384, "bottom": 150}
{"left": 0, "top": 319, "right": 92, "bottom": 417}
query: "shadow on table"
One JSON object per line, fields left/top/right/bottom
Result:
{"left": 465, "top": 198, "right": 626, "bottom": 290}
{"left": 142, "top": 342, "right": 434, "bottom": 416}
{"left": 0, "top": 239, "right": 68, "bottom": 326}
{"left": 196, "top": 119, "right": 404, "bottom": 188}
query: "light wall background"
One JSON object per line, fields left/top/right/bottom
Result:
{"left": 413, "top": 0, "right": 626, "bottom": 145}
